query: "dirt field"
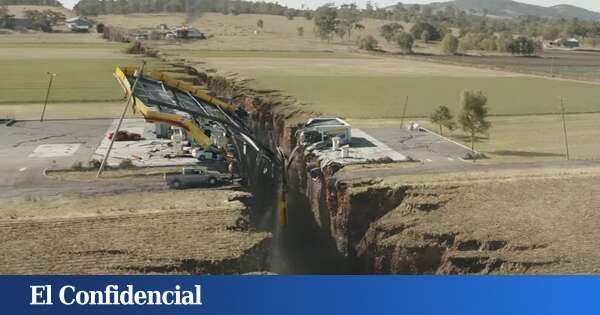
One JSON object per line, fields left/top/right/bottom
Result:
{"left": 0, "top": 187, "right": 271, "bottom": 274}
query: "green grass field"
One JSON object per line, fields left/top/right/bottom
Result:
{"left": 0, "top": 42, "right": 128, "bottom": 49}
{"left": 254, "top": 75, "right": 600, "bottom": 118}
{"left": 0, "top": 58, "right": 159, "bottom": 104}
{"left": 167, "top": 49, "right": 370, "bottom": 59}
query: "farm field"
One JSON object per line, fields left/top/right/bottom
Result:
{"left": 427, "top": 49, "right": 600, "bottom": 82}
{"left": 0, "top": 58, "right": 142, "bottom": 104}
{"left": 252, "top": 74, "right": 600, "bottom": 117}
{"left": 0, "top": 33, "right": 164, "bottom": 118}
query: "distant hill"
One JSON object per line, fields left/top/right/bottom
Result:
{"left": 423, "top": 0, "right": 600, "bottom": 20}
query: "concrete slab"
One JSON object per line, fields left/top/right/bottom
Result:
{"left": 305, "top": 128, "right": 409, "bottom": 167}
{"left": 28, "top": 143, "right": 81, "bottom": 158}
{"left": 361, "top": 127, "right": 474, "bottom": 166}
{"left": 93, "top": 119, "right": 201, "bottom": 167}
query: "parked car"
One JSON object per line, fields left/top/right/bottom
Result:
{"left": 164, "top": 167, "right": 228, "bottom": 189}
{"left": 194, "top": 149, "right": 224, "bottom": 161}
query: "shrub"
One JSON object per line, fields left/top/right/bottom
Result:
{"left": 357, "top": 35, "right": 378, "bottom": 51}
{"left": 441, "top": 34, "right": 459, "bottom": 54}
{"left": 395, "top": 32, "right": 414, "bottom": 53}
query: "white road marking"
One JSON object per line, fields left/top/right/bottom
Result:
{"left": 28, "top": 144, "right": 81, "bottom": 158}
{"left": 426, "top": 159, "right": 433, "bottom": 163}
{"left": 447, "top": 157, "right": 454, "bottom": 161}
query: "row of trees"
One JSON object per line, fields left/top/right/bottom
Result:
{"left": 313, "top": 4, "right": 366, "bottom": 42}
{"left": 430, "top": 90, "right": 490, "bottom": 152}
{"left": 74, "top": 0, "right": 298, "bottom": 17}
{"left": 0, "top": 7, "right": 65, "bottom": 31}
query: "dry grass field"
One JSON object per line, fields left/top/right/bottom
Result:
{"left": 0, "top": 187, "right": 270, "bottom": 274}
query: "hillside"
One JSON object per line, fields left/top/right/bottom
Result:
{"left": 426, "top": 0, "right": 600, "bottom": 20}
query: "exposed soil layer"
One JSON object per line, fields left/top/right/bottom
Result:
{"left": 346, "top": 176, "right": 600, "bottom": 274}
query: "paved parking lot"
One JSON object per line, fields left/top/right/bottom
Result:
{"left": 362, "top": 127, "right": 474, "bottom": 166}
{"left": 0, "top": 119, "right": 112, "bottom": 189}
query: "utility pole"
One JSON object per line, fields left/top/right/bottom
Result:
{"left": 559, "top": 97, "right": 570, "bottom": 160}
{"left": 400, "top": 96, "right": 409, "bottom": 128}
{"left": 40, "top": 72, "right": 56, "bottom": 122}
{"left": 97, "top": 61, "right": 146, "bottom": 178}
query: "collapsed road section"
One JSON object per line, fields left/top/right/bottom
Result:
{"left": 113, "top": 66, "right": 285, "bottom": 227}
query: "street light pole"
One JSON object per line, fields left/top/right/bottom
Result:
{"left": 97, "top": 61, "right": 146, "bottom": 178}
{"left": 400, "top": 96, "right": 409, "bottom": 129}
{"left": 40, "top": 72, "right": 56, "bottom": 122}
{"left": 559, "top": 97, "right": 570, "bottom": 161}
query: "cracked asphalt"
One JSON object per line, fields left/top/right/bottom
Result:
{"left": 0, "top": 119, "right": 167, "bottom": 200}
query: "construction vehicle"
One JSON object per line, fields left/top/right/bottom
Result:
{"left": 164, "top": 167, "right": 227, "bottom": 189}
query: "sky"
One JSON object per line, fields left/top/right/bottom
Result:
{"left": 59, "top": 0, "right": 600, "bottom": 12}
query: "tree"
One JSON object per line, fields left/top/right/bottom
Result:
{"left": 357, "top": 35, "right": 378, "bottom": 51}
{"left": 256, "top": 19, "right": 263, "bottom": 29}
{"left": 458, "top": 90, "right": 490, "bottom": 151}
{"left": 395, "top": 32, "right": 414, "bottom": 53}
{"left": 421, "top": 29, "right": 431, "bottom": 43}
{"left": 314, "top": 4, "right": 337, "bottom": 42}
{"left": 335, "top": 20, "right": 347, "bottom": 40}
{"left": 0, "top": 6, "right": 15, "bottom": 29}
{"left": 441, "top": 33, "right": 459, "bottom": 54}
{"left": 430, "top": 105, "right": 455, "bottom": 135}
{"left": 284, "top": 9, "right": 294, "bottom": 20}
{"left": 509, "top": 36, "right": 537, "bottom": 55}
{"left": 379, "top": 22, "right": 403, "bottom": 43}
{"left": 338, "top": 3, "right": 361, "bottom": 39}
{"left": 303, "top": 10, "right": 312, "bottom": 20}
{"left": 24, "top": 9, "right": 65, "bottom": 32}
{"left": 410, "top": 21, "right": 440, "bottom": 41}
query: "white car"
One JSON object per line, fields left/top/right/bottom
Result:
{"left": 194, "top": 149, "right": 224, "bottom": 161}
